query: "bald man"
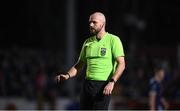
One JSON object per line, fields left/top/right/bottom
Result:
{"left": 56, "top": 12, "right": 125, "bottom": 110}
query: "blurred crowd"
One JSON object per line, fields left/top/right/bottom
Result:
{"left": 0, "top": 47, "right": 65, "bottom": 109}
{"left": 120, "top": 55, "right": 180, "bottom": 100}
{"left": 0, "top": 47, "right": 180, "bottom": 109}
{"left": 115, "top": 47, "right": 180, "bottom": 109}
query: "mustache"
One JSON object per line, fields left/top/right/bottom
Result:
{"left": 90, "top": 27, "right": 94, "bottom": 30}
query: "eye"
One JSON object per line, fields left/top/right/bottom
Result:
{"left": 89, "top": 21, "right": 97, "bottom": 24}
{"left": 93, "top": 21, "right": 97, "bottom": 24}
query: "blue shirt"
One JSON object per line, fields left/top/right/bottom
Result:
{"left": 149, "top": 78, "right": 164, "bottom": 110}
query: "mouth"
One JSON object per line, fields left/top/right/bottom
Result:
{"left": 90, "top": 28, "right": 95, "bottom": 31}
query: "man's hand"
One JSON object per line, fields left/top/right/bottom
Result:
{"left": 55, "top": 73, "right": 70, "bottom": 82}
{"left": 103, "top": 82, "right": 115, "bottom": 95}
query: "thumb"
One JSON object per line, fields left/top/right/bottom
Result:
{"left": 60, "top": 74, "right": 69, "bottom": 80}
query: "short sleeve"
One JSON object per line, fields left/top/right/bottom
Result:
{"left": 78, "top": 40, "right": 87, "bottom": 62}
{"left": 111, "top": 36, "right": 125, "bottom": 59}
{"left": 149, "top": 79, "right": 158, "bottom": 93}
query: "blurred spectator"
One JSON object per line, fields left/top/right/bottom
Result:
{"left": 149, "top": 66, "right": 169, "bottom": 110}
{"left": 35, "top": 68, "right": 47, "bottom": 110}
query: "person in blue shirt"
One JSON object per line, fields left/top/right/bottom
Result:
{"left": 149, "top": 66, "right": 169, "bottom": 110}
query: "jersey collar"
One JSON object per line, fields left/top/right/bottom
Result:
{"left": 94, "top": 32, "right": 108, "bottom": 42}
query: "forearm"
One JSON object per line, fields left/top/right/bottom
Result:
{"left": 149, "top": 92, "right": 156, "bottom": 110}
{"left": 67, "top": 60, "right": 84, "bottom": 78}
{"left": 67, "top": 66, "right": 78, "bottom": 78}
{"left": 111, "top": 58, "right": 125, "bottom": 82}
{"left": 150, "top": 104, "right": 156, "bottom": 110}
{"left": 103, "top": 57, "right": 125, "bottom": 95}
{"left": 149, "top": 99, "right": 156, "bottom": 110}
{"left": 149, "top": 101, "right": 156, "bottom": 110}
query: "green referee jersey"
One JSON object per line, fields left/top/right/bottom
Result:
{"left": 79, "top": 32, "right": 125, "bottom": 81}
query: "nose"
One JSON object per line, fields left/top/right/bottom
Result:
{"left": 90, "top": 22, "right": 94, "bottom": 27}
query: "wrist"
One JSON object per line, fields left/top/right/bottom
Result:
{"left": 66, "top": 72, "right": 71, "bottom": 79}
{"left": 109, "top": 78, "right": 116, "bottom": 84}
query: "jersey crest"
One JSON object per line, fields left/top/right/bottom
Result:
{"left": 101, "top": 48, "right": 106, "bottom": 56}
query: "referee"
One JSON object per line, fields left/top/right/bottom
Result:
{"left": 56, "top": 12, "right": 125, "bottom": 110}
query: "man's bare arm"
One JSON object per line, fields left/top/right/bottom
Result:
{"left": 149, "top": 91, "right": 156, "bottom": 110}
{"left": 67, "top": 60, "right": 85, "bottom": 78}
{"left": 103, "top": 56, "right": 125, "bottom": 95}
{"left": 56, "top": 60, "right": 85, "bottom": 82}
{"left": 111, "top": 56, "right": 125, "bottom": 82}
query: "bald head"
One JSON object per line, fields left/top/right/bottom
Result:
{"left": 89, "top": 12, "right": 106, "bottom": 24}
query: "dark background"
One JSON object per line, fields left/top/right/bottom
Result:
{"left": 1, "top": 0, "right": 179, "bottom": 49}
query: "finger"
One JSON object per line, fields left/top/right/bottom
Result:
{"left": 106, "top": 89, "right": 112, "bottom": 95}
{"left": 104, "top": 89, "right": 108, "bottom": 95}
{"left": 103, "top": 90, "right": 105, "bottom": 95}
{"left": 107, "top": 90, "right": 110, "bottom": 95}
{"left": 59, "top": 75, "right": 64, "bottom": 80}
{"left": 61, "top": 74, "right": 68, "bottom": 80}
{"left": 109, "top": 89, "right": 112, "bottom": 95}
{"left": 58, "top": 75, "right": 60, "bottom": 82}
{"left": 106, "top": 89, "right": 110, "bottom": 95}
{"left": 103, "top": 88, "right": 106, "bottom": 95}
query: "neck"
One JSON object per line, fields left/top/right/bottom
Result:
{"left": 96, "top": 30, "right": 106, "bottom": 39}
